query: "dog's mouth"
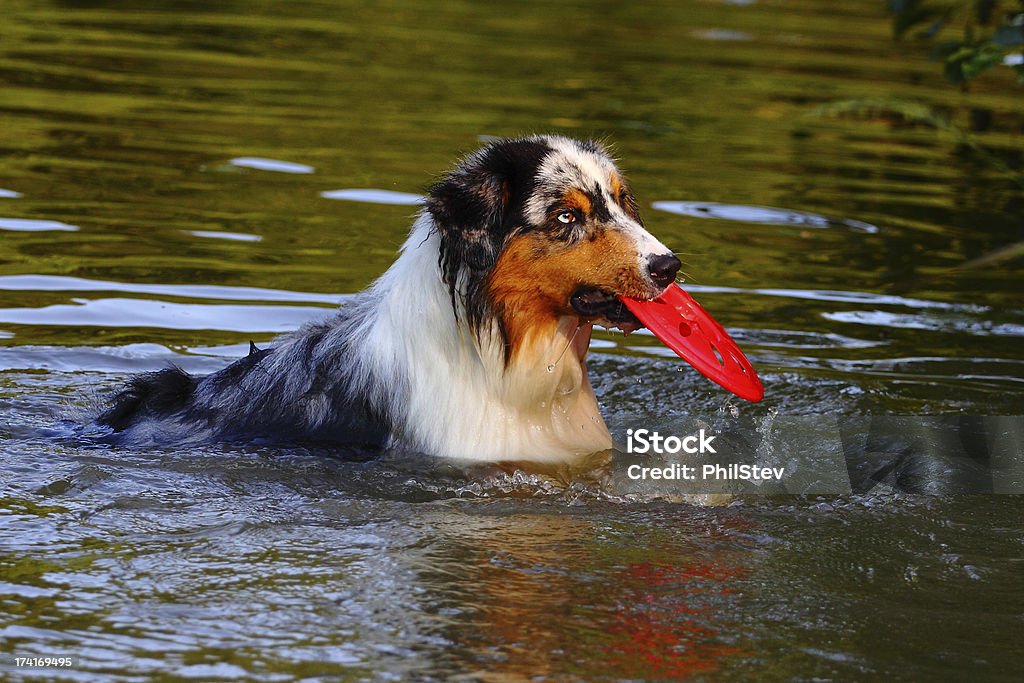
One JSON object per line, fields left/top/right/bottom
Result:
{"left": 570, "top": 288, "right": 645, "bottom": 334}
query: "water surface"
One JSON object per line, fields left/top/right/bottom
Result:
{"left": 1, "top": 0, "right": 1022, "bottom": 680}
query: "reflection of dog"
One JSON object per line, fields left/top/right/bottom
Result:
{"left": 97, "top": 136, "right": 680, "bottom": 461}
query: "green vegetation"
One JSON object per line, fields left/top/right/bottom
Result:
{"left": 889, "top": 0, "right": 1024, "bottom": 84}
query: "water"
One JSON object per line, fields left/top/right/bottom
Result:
{"left": 2, "top": 0, "right": 1023, "bottom": 680}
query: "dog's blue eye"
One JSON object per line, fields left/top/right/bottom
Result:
{"left": 556, "top": 210, "right": 576, "bottom": 224}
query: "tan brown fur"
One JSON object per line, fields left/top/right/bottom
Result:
{"left": 561, "top": 189, "right": 592, "bottom": 215}
{"left": 487, "top": 229, "right": 653, "bottom": 361}
{"left": 609, "top": 173, "right": 624, "bottom": 201}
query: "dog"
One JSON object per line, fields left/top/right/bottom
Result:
{"left": 96, "top": 135, "right": 681, "bottom": 462}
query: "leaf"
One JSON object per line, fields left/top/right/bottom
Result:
{"left": 940, "top": 42, "right": 1008, "bottom": 83}
{"left": 960, "top": 45, "right": 1006, "bottom": 80}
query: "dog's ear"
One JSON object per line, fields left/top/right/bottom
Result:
{"left": 426, "top": 167, "right": 511, "bottom": 282}
{"left": 425, "top": 138, "right": 550, "bottom": 333}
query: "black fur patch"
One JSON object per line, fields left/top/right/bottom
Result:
{"left": 618, "top": 187, "right": 643, "bottom": 224}
{"left": 425, "top": 137, "right": 552, "bottom": 336}
{"left": 588, "top": 183, "right": 612, "bottom": 222}
{"left": 97, "top": 366, "right": 196, "bottom": 431}
{"left": 209, "top": 344, "right": 273, "bottom": 391}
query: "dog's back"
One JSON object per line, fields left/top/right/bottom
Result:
{"left": 97, "top": 311, "right": 388, "bottom": 448}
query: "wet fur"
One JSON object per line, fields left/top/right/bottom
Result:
{"left": 96, "top": 135, "right": 675, "bottom": 462}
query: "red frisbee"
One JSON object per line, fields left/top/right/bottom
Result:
{"left": 620, "top": 284, "right": 764, "bottom": 402}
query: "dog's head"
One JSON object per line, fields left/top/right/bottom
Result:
{"left": 426, "top": 135, "right": 679, "bottom": 361}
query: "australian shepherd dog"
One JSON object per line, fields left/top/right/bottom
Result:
{"left": 96, "top": 135, "right": 681, "bottom": 462}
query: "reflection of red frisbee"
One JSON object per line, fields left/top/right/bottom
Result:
{"left": 620, "top": 284, "right": 764, "bottom": 402}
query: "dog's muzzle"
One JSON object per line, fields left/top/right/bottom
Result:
{"left": 570, "top": 288, "right": 643, "bottom": 328}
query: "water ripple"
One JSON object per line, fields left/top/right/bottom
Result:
{"left": 822, "top": 310, "right": 1024, "bottom": 337}
{"left": 320, "top": 189, "right": 425, "bottom": 205}
{"left": 690, "top": 28, "right": 754, "bottom": 41}
{"left": 228, "top": 157, "right": 315, "bottom": 174}
{"left": 0, "top": 275, "right": 345, "bottom": 305}
{"left": 184, "top": 230, "right": 263, "bottom": 242}
{"left": 0, "top": 298, "right": 333, "bottom": 332}
{"left": 0, "top": 218, "right": 79, "bottom": 232}
{"left": 652, "top": 201, "right": 879, "bottom": 233}
{"left": 0, "top": 343, "right": 233, "bottom": 373}
{"left": 684, "top": 283, "right": 986, "bottom": 312}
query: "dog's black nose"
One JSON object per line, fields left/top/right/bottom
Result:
{"left": 647, "top": 253, "right": 681, "bottom": 288}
